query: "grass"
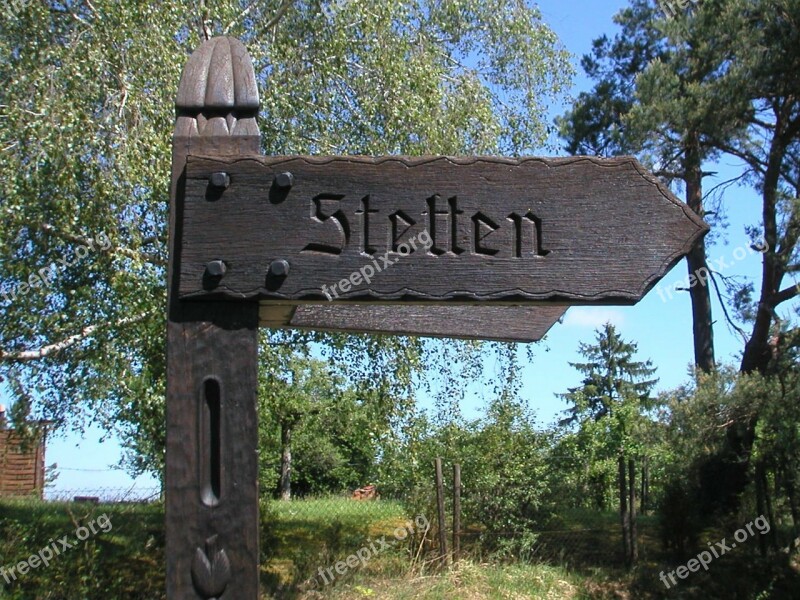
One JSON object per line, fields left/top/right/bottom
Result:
{"left": 315, "top": 561, "right": 589, "bottom": 600}
{"left": 1, "top": 496, "right": 798, "bottom": 599}
{"left": 0, "top": 497, "right": 164, "bottom": 599}
{"left": 261, "top": 496, "right": 415, "bottom": 595}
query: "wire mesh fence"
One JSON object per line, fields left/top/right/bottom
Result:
{"left": 43, "top": 486, "right": 162, "bottom": 503}
{"left": 256, "top": 487, "right": 654, "bottom": 571}
{"left": 22, "top": 456, "right": 660, "bottom": 572}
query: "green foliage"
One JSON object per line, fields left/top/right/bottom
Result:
{"left": 456, "top": 396, "right": 551, "bottom": 560}
{"left": 558, "top": 0, "right": 668, "bottom": 157}
{"left": 378, "top": 392, "right": 554, "bottom": 562}
{"left": 258, "top": 346, "right": 358, "bottom": 495}
{"left": 0, "top": 499, "right": 164, "bottom": 600}
{"left": 257, "top": 336, "right": 429, "bottom": 497}
{"left": 554, "top": 324, "right": 659, "bottom": 517}
{"left": 0, "top": 0, "right": 572, "bottom": 478}
{"left": 656, "top": 364, "right": 800, "bottom": 555}
{"left": 254, "top": 0, "right": 573, "bottom": 156}
{"left": 320, "top": 561, "right": 586, "bottom": 599}
{"left": 559, "top": 324, "right": 657, "bottom": 455}
{"left": 546, "top": 431, "right": 618, "bottom": 511}
{"left": 1, "top": 472, "right": 796, "bottom": 598}
{"left": 557, "top": 0, "right": 746, "bottom": 198}
{"left": 559, "top": 0, "right": 800, "bottom": 374}
{"left": 561, "top": 323, "right": 658, "bottom": 427}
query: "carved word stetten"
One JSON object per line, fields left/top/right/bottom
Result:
{"left": 302, "top": 194, "right": 549, "bottom": 259}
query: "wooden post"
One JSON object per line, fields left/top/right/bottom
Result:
{"left": 434, "top": 457, "right": 449, "bottom": 567}
{"left": 166, "top": 37, "right": 261, "bottom": 599}
{"left": 453, "top": 463, "right": 461, "bottom": 566}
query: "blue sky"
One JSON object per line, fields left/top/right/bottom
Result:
{"left": 13, "top": 0, "right": 778, "bottom": 497}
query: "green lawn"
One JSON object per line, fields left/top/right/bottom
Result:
{"left": 261, "top": 496, "right": 415, "bottom": 593}
{"left": 0, "top": 497, "right": 164, "bottom": 599}
{"left": 0, "top": 497, "right": 797, "bottom": 599}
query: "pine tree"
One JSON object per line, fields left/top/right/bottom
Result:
{"left": 559, "top": 323, "right": 658, "bottom": 567}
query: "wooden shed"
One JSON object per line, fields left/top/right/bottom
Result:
{"left": 0, "top": 405, "right": 47, "bottom": 498}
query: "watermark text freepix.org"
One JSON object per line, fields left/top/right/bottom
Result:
{"left": 321, "top": 230, "right": 432, "bottom": 300}
{"left": 1, "top": 513, "right": 113, "bottom": 584}
{"left": 655, "top": 238, "right": 768, "bottom": 303}
{"left": 660, "top": 514, "right": 770, "bottom": 589}
{"left": 1, "top": 231, "right": 112, "bottom": 304}
{"left": 659, "top": 0, "right": 701, "bottom": 19}
{"left": 314, "top": 514, "right": 429, "bottom": 587}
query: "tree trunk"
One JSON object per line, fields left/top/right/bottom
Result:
{"left": 787, "top": 474, "right": 800, "bottom": 552}
{"left": 755, "top": 460, "right": 768, "bottom": 556}
{"left": 684, "top": 132, "right": 716, "bottom": 373}
{"left": 759, "top": 463, "right": 779, "bottom": 552}
{"left": 739, "top": 161, "right": 782, "bottom": 377}
{"left": 728, "top": 128, "right": 792, "bottom": 517}
{"left": 641, "top": 456, "right": 649, "bottom": 514}
{"left": 618, "top": 455, "right": 631, "bottom": 567}
{"left": 629, "top": 458, "right": 638, "bottom": 565}
{"left": 280, "top": 422, "right": 292, "bottom": 501}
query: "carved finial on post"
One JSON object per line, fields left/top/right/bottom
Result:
{"left": 174, "top": 36, "right": 260, "bottom": 141}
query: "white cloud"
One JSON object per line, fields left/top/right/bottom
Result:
{"left": 562, "top": 307, "right": 626, "bottom": 329}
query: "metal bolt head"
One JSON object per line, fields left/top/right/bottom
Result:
{"left": 209, "top": 172, "right": 230, "bottom": 190}
{"left": 274, "top": 172, "right": 294, "bottom": 190}
{"left": 269, "top": 259, "right": 290, "bottom": 277}
{"left": 206, "top": 260, "right": 227, "bottom": 278}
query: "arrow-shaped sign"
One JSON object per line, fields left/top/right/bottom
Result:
{"left": 178, "top": 155, "right": 707, "bottom": 304}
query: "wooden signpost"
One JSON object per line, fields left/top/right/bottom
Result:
{"left": 180, "top": 154, "right": 705, "bottom": 304}
{"left": 166, "top": 37, "right": 707, "bottom": 598}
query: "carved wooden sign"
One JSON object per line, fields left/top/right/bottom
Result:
{"left": 178, "top": 154, "right": 707, "bottom": 303}
{"left": 166, "top": 36, "right": 708, "bottom": 600}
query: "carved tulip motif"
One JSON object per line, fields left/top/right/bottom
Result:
{"left": 191, "top": 535, "right": 231, "bottom": 599}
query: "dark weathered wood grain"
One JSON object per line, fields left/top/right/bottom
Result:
{"left": 276, "top": 304, "right": 566, "bottom": 342}
{"left": 166, "top": 303, "right": 259, "bottom": 600}
{"left": 178, "top": 155, "right": 708, "bottom": 303}
{"left": 167, "top": 37, "right": 260, "bottom": 600}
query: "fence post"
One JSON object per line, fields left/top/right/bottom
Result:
{"left": 434, "top": 457, "right": 449, "bottom": 566}
{"left": 453, "top": 463, "right": 461, "bottom": 566}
